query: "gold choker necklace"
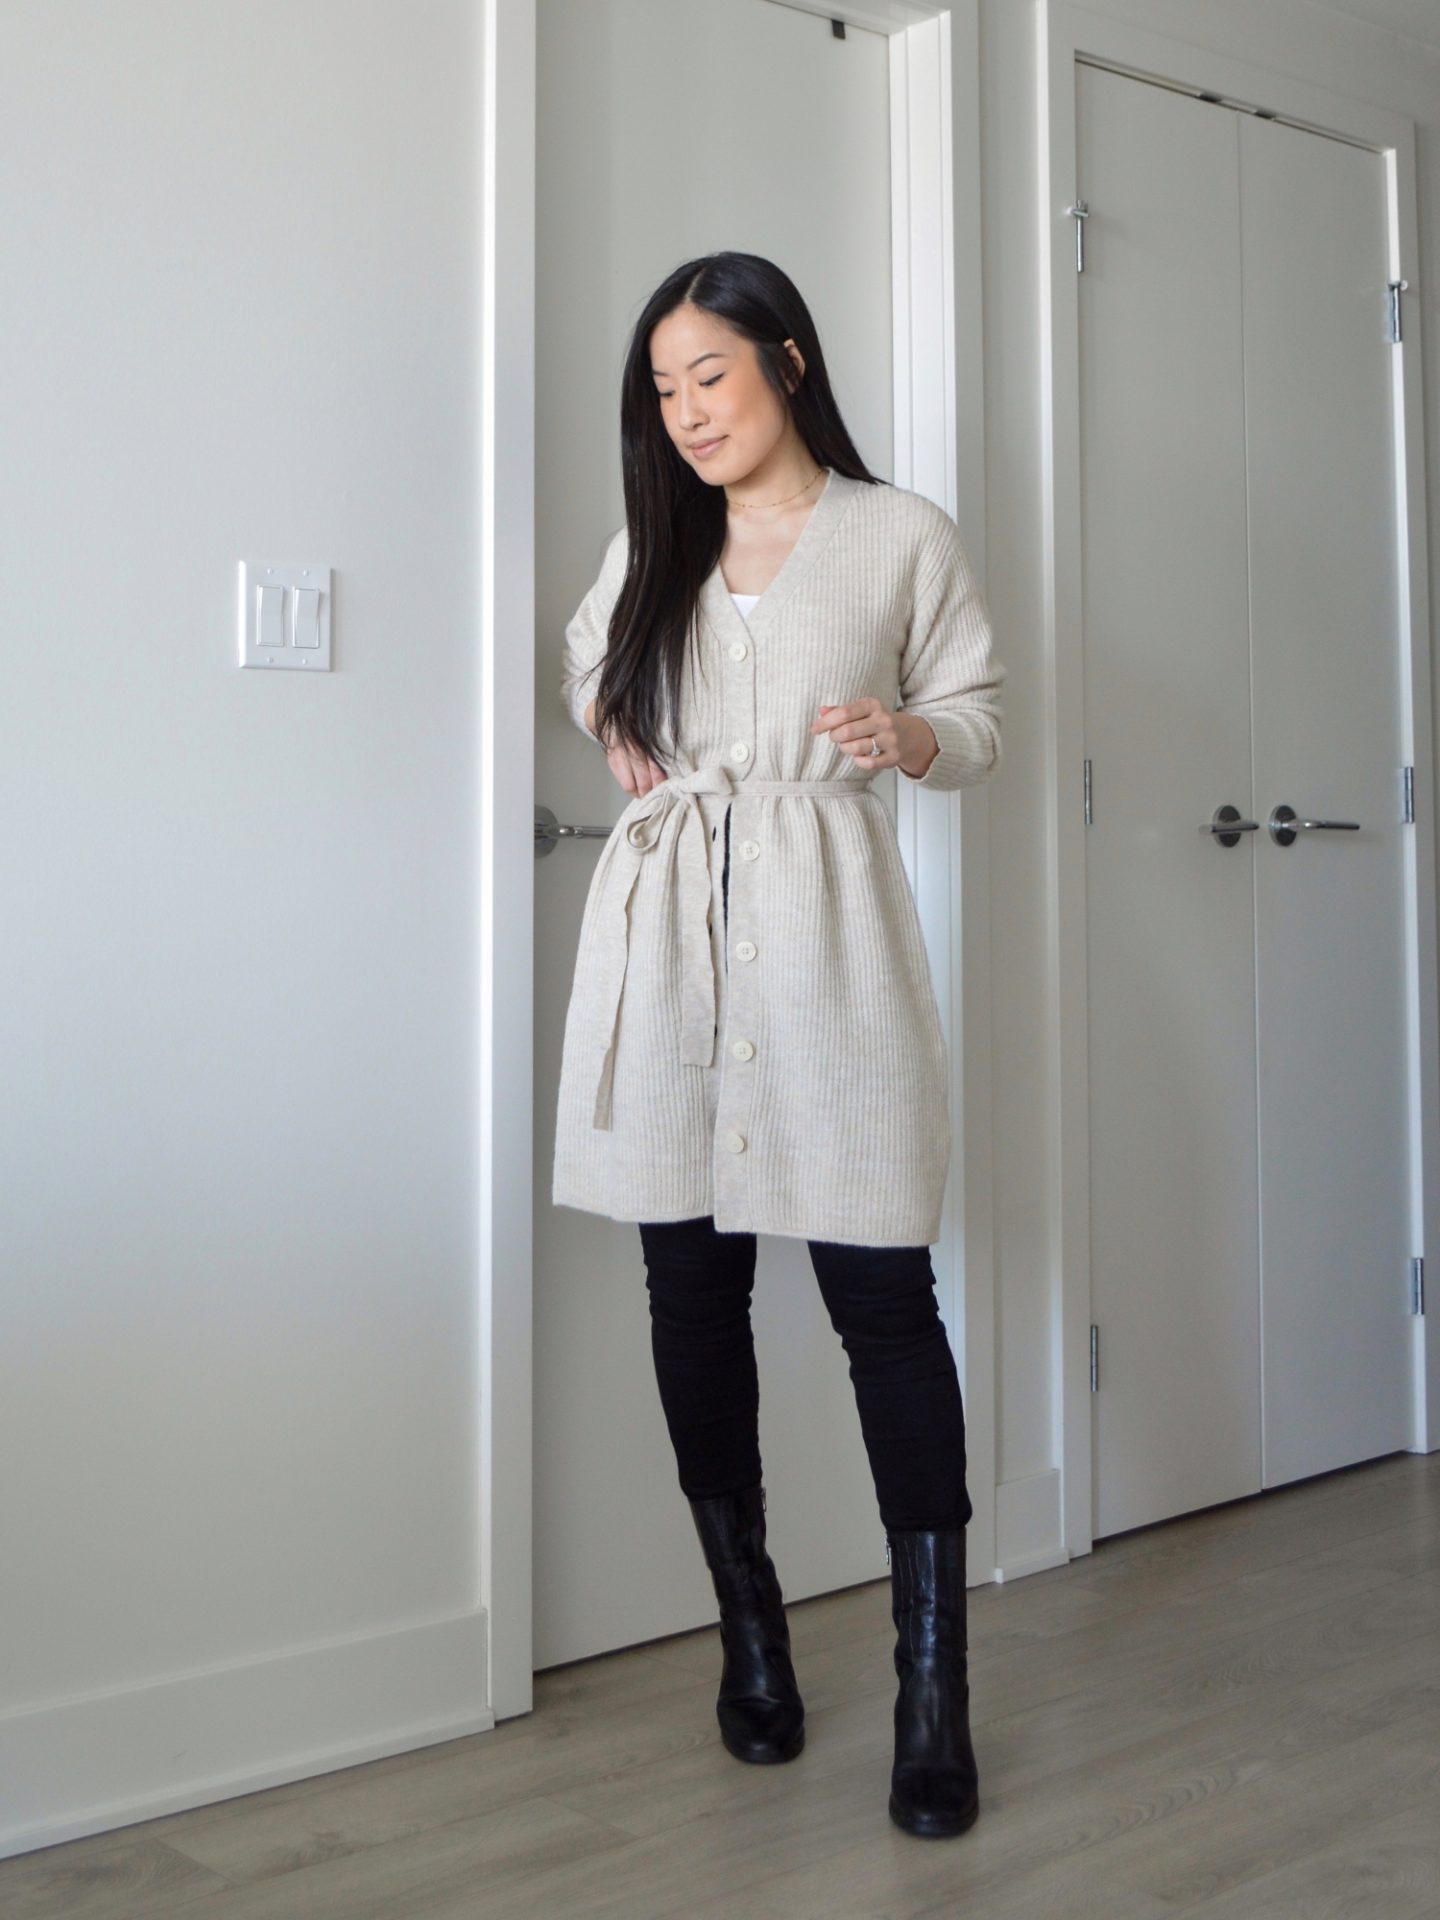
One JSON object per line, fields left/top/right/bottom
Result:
{"left": 725, "top": 467, "right": 826, "bottom": 512}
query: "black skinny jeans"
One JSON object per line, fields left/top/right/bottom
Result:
{"left": 637, "top": 1216, "right": 973, "bottom": 1533}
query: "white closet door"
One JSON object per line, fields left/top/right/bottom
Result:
{"left": 534, "top": 0, "right": 895, "bottom": 1668}
{"left": 1240, "top": 115, "right": 1412, "bottom": 1488}
{"left": 1079, "top": 63, "right": 1413, "bottom": 1540}
{"left": 1078, "top": 65, "right": 1262, "bottom": 1540}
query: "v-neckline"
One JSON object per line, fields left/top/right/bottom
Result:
{"left": 701, "top": 467, "right": 855, "bottom": 646}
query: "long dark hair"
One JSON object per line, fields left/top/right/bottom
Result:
{"left": 592, "top": 251, "right": 884, "bottom": 768}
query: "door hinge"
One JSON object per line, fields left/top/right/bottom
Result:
{"left": 1090, "top": 1323, "right": 1099, "bottom": 1391}
{"left": 1388, "top": 278, "right": 1409, "bottom": 344}
{"left": 1084, "top": 757, "right": 1093, "bottom": 826}
{"left": 1403, "top": 765, "right": 1415, "bottom": 824}
{"left": 1412, "top": 1257, "right": 1425, "bottom": 1316}
{"left": 1065, "top": 199, "right": 1091, "bottom": 273}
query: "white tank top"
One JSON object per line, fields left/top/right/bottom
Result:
{"left": 730, "top": 591, "right": 761, "bottom": 621}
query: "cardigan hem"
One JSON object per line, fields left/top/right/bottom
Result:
{"left": 552, "top": 1189, "right": 943, "bottom": 1251}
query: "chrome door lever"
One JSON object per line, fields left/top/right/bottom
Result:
{"left": 1200, "top": 805, "right": 1259, "bottom": 848}
{"left": 536, "top": 803, "right": 614, "bottom": 857}
{"left": 1269, "top": 804, "right": 1359, "bottom": 847}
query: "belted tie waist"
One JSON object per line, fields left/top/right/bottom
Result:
{"left": 591, "top": 766, "right": 875, "bottom": 1129}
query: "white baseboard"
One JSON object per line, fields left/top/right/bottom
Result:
{"left": 0, "top": 1606, "right": 493, "bottom": 1860}
{"left": 993, "top": 1467, "right": 1078, "bottom": 1581}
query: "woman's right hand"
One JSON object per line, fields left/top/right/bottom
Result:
{"left": 586, "top": 698, "right": 669, "bottom": 797}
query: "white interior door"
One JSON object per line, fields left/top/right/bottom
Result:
{"left": 1078, "top": 66, "right": 1263, "bottom": 1539}
{"left": 1241, "top": 113, "right": 1412, "bottom": 1488}
{"left": 1078, "top": 64, "right": 1412, "bottom": 1539}
{"left": 533, "top": 0, "right": 900, "bottom": 1668}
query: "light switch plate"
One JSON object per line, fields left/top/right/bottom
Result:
{"left": 238, "top": 561, "right": 333, "bottom": 670}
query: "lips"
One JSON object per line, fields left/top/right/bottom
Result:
{"left": 690, "top": 437, "right": 726, "bottom": 455}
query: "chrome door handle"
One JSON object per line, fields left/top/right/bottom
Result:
{"left": 1199, "top": 804, "right": 1361, "bottom": 849}
{"left": 536, "top": 803, "right": 614, "bottom": 857}
{"left": 1269, "top": 804, "right": 1359, "bottom": 847}
{"left": 1200, "top": 805, "right": 1259, "bottom": 848}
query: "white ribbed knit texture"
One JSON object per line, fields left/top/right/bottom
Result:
{"left": 552, "top": 469, "right": 1005, "bottom": 1247}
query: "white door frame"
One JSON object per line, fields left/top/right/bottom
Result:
{"left": 1037, "top": 0, "right": 1440, "bottom": 1563}
{"left": 480, "top": 0, "right": 994, "bottom": 1719}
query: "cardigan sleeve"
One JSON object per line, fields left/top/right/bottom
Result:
{"left": 896, "top": 509, "right": 1006, "bottom": 791}
{"left": 560, "top": 524, "right": 629, "bottom": 743}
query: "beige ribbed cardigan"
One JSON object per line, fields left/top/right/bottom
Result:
{"left": 551, "top": 468, "right": 1005, "bottom": 1248}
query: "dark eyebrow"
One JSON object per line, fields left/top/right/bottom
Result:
{"left": 650, "top": 351, "right": 730, "bottom": 377}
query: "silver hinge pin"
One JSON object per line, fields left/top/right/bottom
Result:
{"left": 1389, "top": 278, "right": 1409, "bottom": 344}
{"left": 1065, "top": 200, "right": 1090, "bottom": 273}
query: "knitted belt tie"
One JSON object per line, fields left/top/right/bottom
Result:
{"left": 590, "top": 766, "right": 873, "bottom": 1130}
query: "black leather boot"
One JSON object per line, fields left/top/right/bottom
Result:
{"left": 687, "top": 1482, "right": 805, "bottom": 1764}
{"left": 885, "top": 1526, "right": 980, "bottom": 1837}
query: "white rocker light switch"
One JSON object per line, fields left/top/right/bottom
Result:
{"left": 291, "top": 586, "right": 321, "bottom": 649}
{"left": 239, "top": 562, "right": 333, "bottom": 670}
{"left": 258, "top": 583, "right": 286, "bottom": 648}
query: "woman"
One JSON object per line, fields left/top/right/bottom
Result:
{"left": 552, "top": 252, "right": 1005, "bottom": 1840}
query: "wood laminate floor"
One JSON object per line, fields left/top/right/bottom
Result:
{"left": 5, "top": 1453, "right": 1438, "bottom": 1918}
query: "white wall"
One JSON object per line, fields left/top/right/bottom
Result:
{"left": 0, "top": 0, "right": 489, "bottom": 1854}
{"left": 2, "top": 0, "right": 1436, "bottom": 1860}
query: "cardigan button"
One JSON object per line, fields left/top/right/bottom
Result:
{"left": 728, "top": 640, "right": 748, "bottom": 661}
{"left": 739, "top": 839, "right": 760, "bottom": 860}
{"left": 723, "top": 1130, "right": 747, "bottom": 1153}
{"left": 734, "top": 940, "right": 757, "bottom": 961}
{"left": 731, "top": 1039, "right": 754, "bottom": 1061}
{"left": 730, "top": 740, "right": 750, "bottom": 762}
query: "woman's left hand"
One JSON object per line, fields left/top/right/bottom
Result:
{"left": 812, "top": 698, "right": 938, "bottom": 779}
